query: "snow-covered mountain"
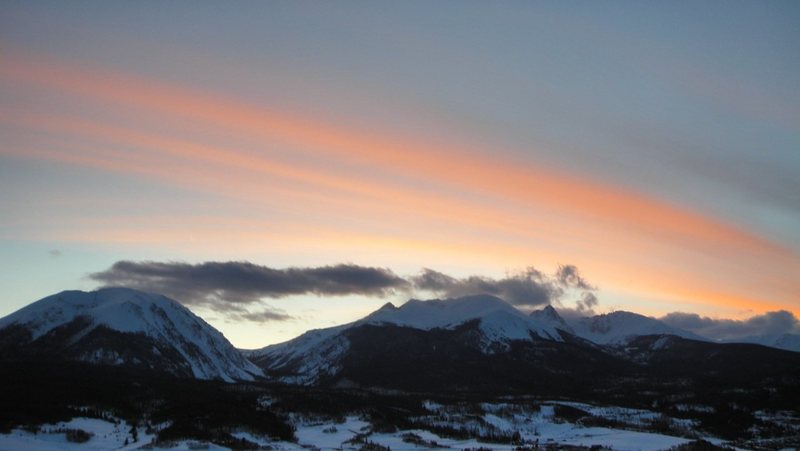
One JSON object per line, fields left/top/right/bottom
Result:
{"left": 247, "top": 295, "right": 571, "bottom": 384}
{"left": 246, "top": 295, "right": 800, "bottom": 392}
{"left": 364, "top": 295, "right": 569, "bottom": 344}
{"left": 732, "top": 333, "right": 800, "bottom": 353}
{"left": 0, "top": 287, "right": 262, "bottom": 381}
{"left": 568, "top": 311, "right": 706, "bottom": 345}
{"left": 529, "top": 305, "right": 574, "bottom": 335}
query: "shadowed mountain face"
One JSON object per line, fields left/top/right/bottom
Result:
{"left": 247, "top": 294, "right": 577, "bottom": 384}
{"left": 248, "top": 296, "right": 800, "bottom": 408}
{"left": 257, "top": 321, "right": 799, "bottom": 396}
{"left": 618, "top": 334, "right": 800, "bottom": 379}
{"left": 333, "top": 321, "right": 629, "bottom": 394}
{"left": 0, "top": 288, "right": 261, "bottom": 381}
{"left": 0, "top": 318, "right": 200, "bottom": 378}
{"left": 2, "top": 289, "right": 799, "bottom": 403}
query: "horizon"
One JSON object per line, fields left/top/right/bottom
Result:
{"left": 2, "top": 2, "right": 799, "bottom": 349}
{"left": 6, "top": 285, "right": 798, "bottom": 350}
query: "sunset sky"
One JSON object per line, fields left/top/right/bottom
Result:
{"left": 1, "top": 2, "right": 799, "bottom": 348}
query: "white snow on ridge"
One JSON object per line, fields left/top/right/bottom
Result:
{"left": 363, "top": 295, "right": 527, "bottom": 330}
{"left": 363, "top": 294, "right": 569, "bottom": 343}
{"left": 569, "top": 311, "right": 706, "bottom": 345}
{"left": 0, "top": 288, "right": 262, "bottom": 382}
{"left": 252, "top": 295, "right": 572, "bottom": 362}
{"left": 248, "top": 295, "right": 574, "bottom": 382}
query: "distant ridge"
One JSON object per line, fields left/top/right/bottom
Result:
{"left": 567, "top": 310, "right": 707, "bottom": 344}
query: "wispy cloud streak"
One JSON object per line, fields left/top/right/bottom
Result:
{"left": 1, "top": 53, "right": 787, "bottom": 256}
{"left": 3, "top": 52, "right": 800, "bottom": 316}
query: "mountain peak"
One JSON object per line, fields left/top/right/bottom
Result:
{"left": 531, "top": 304, "right": 559, "bottom": 319}
{"left": 363, "top": 294, "right": 523, "bottom": 330}
{"left": 376, "top": 301, "right": 397, "bottom": 312}
{"left": 0, "top": 288, "right": 179, "bottom": 337}
{"left": 0, "top": 288, "right": 262, "bottom": 381}
{"left": 529, "top": 304, "right": 573, "bottom": 334}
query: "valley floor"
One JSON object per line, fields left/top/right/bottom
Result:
{"left": 0, "top": 400, "right": 756, "bottom": 451}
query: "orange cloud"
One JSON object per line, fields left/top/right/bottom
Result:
{"left": 2, "top": 54, "right": 784, "bottom": 256}
{"left": 1, "top": 51, "right": 798, "bottom": 317}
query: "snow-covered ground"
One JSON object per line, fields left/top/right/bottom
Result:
{"left": 0, "top": 417, "right": 157, "bottom": 450}
{"left": 0, "top": 416, "right": 237, "bottom": 450}
{"left": 5, "top": 398, "right": 792, "bottom": 450}
{"left": 239, "top": 412, "right": 693, "bottom": 451}
{"left": 414, "top": 401, "right": 694, "bottom": 451}
{"left": 0, "top": 401, "right": 707, "bottom": 450}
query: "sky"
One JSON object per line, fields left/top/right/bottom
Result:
{"left": 1, "top": 1, "right": 799, "bottom": 348}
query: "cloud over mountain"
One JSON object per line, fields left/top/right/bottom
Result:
{"left": 90, "top": 260, "right": 599, "bottom": 321}
{"left": 660, "top": 310, "right": 800, "bottom": 341}
{"left": 410, "top": 265, "right": 596, "bottom": 308}
{"left": 90, "top": 261, "right": 409, "bottom": 321}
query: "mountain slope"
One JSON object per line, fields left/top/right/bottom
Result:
{"left": 0, "top": 288, "right": 262, "bottom": 381}
{"left": 530, "top": 305, "right": 574, "bottom": 335}
{"left": 620, "top": 334, "right": 800, "bottom": 379}
{"left": 568, "top": 311, "right": 707, "bottom": 344}
{"left": 334, "top": 321, "right": 630, "bottom": 393}
{"left": 248, "top": 295, "right": 571, "bottom": 384}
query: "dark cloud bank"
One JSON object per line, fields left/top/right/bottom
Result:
{"left": 91, "top": 261, "right": 409, "bottom": 321}
{"left": 90, "top": 261, "right": 595, "bottom": 323}
{"left": 91, "top": 260, "right": 796, "bottom": 340}
{"left": 410, "top": 264, "right": 595, "bottom": 308}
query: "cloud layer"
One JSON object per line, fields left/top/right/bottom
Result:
{"left": 660, "top": 310, "right": 800, "bottom": 341}
{"left": 90, "top": 261, "right": 409, "bottom": 321}
{"left": 89, "top": 259, "right": 798, "bottom": 340}
{"left": 91, "top": 260, "right": 598, "bottom": 322}
{"left": 410, "top": 264, "right": 596, "bottom": 308}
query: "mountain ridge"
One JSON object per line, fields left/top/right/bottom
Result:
{"left": 248, "top": 294, "right": 574, "bottom": 384}
{"left": 3, "top": 288, "right": 797, "bottom": 387}
{"left": 567, "top": 310, "right": 707, "bottom": 344}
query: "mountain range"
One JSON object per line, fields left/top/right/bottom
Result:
{"left": 0, "top": 288, "right": 798, "bottom": 386}
{"left": 246, "top": 293, "right": 800, "bottom": 392}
